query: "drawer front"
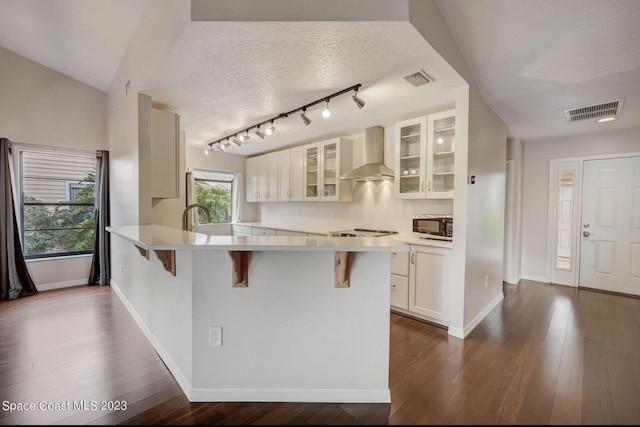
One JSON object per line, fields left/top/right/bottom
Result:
{"left": 232, "top": 224, "right": 252, "bottom": 235}
{"left": 276, "top": 229, "right": 308, "bottom": 236}
{"left": 390, "top": 274, "right": 409, "bottom": 310}
{"left": 252, "top": 227, "right": 277, "bottom": 236}
{"left": 390, "top": 251, "right": 410, "bottom": 276}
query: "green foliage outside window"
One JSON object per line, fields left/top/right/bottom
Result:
{"left": 23, "top": 172, "right": 95, "bottom": 257}
{"left": 195, "top": 180, "right": 231, "bottom": 223}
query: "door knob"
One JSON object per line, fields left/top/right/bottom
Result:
{"left": 583, "top": 231, "right": 591, "bottom": 237}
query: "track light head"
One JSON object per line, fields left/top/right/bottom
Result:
{"left": 232, "top": 135, "right": 242, "bottom": 146}
{"left": 321, "top": 100, "right": 331, "bottom": 118}
{"left": 219, "top": 142, "right": 226, "bottom": 152}
{"left": 300, "top": 108, "right": 311, "bottom": 126}
{"left": 204, "top": 147, "right": 211, "bottom": 155}
{"left": 352, "top": 90, "right": 365, "bottom": 109}
{"left": 242, "top": 130, "right": 250, "bottom": 142}
{"left": 255, "top": 127, "right": 265, "bottom": 139}
{"left": 265, "top": 120, "right": 275, "bottom": 136}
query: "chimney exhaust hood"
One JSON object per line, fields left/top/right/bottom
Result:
{"left": 339, "top": 126, "right": 395, "bottom": 181}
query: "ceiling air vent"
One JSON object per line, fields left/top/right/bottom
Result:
{"left": 404, "top": 69, "right": 434, "bottom": 87}
{"left": 563, "top": 98, "right": 624, "bottom": 122}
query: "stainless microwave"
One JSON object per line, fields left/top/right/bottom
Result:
{"left": 412, "top": 214, "right": 453, "bottom": 240}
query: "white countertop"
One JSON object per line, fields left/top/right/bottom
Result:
{"left": 107, "top": 225, "right": 409, "bottom": 252}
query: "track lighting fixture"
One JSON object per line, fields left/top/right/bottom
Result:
{"left": 300, "top": 108, "right": 311, "bottom": 126}
{"left": 204, "top": 147, "right": 211, "bottom": 155}
{"left": 206, "top": 83, "right": 363, "bottom": 152}
{"left": 321, "top": 100, "right": 331, "bottom": 118}
{"left": 352, "top": 88, "right": 365, "bottom": 109}
{"left": 265, "top": 120, "right": 275, "bottom": 136}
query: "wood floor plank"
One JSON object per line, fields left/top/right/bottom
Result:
{"left": 2, "top": 280, "right": 640, "bottom": 425}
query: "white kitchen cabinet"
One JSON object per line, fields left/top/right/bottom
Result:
{"left": 232, "top": 224, "right": 252, "bottom": 236}
{"left": 426, "top": 109, "right": 455, "bottom": 199}
{"left": 407, "top": 244, "right": 451, "bottom": 324}
{"left": 390, "top": 251, "right": 410, "bottom": 310}
{"left": 394, "top": 111, "right": 456, "bottom": 200}
{"left": 151, "top": 108, "right": 180, "bottom": 198}
{"left": 246, "top": 156, "right": 259, "bottom": 202}
{"left": 304, "top": 137, "right": 352, "bottom": 201}
{"left": 275, "top": 229, "right": 307, "bottom": 237}
{"left": 247, "top": 152, "right": 278, "bottom": 202}
{"left": 394, "top": 116, "right": 427, "bottom": 199}
{"left": 251, "top": 226, "right": 277, "bottom": 236}
{"left": 278, "top": 146, "right": 304, "bottom": 201}
{"left": 258, "top": 152, "right": 278, "bottom": 202}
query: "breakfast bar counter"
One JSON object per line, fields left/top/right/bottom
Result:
{"left": 107, "top": 225, "right": 408, "bottom": 403}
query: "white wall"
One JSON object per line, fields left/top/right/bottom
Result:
{"left": 522, "top": 127, "right": 640, "bottom": 280}
{"left": 409, "top": 0, "right": 508, "bottom": 336}
{"left": 0, "top": 46, "right": 107, "bottom": 289}
{"left": 0, "top": 47, "right": 106, "bottom": 151}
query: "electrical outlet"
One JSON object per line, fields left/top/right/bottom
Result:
{"left": 209, "top": 326, "right": 222, "bottom": 346}
{"left": 485, "top": 275, "right": 489, "bottom": 288}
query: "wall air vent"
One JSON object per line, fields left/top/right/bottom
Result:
{"left": 404, "top": 69, "right": 434, "bottom": 87}
{"left": 563, "top": 98, "right": 624, "bottom": 122}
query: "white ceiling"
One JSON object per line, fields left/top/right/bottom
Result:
{"left": 2, "top": 0, "right": 637, "bottom": 147}
{"left": 436, "top": 0, "right": 640, "bottom": 140}
{"left": 0, "top": 0, "right": 148, "bottom": 92}
{"left": 143, "top": 21, "right": 464, "bottom": 155}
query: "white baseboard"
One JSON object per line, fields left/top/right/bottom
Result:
{"left": 190, "top": 387, "right": 391, "bottom": 403}
{"left": 110, "top": 279, "right": 193, "bottom": 399}
{"left": 454, "top": 292, "right": 504, "bottom": 339}
{"left": 36, "top": 279, "right": 87, "bottom": 292}
{"left": 504, "top": 275, "right": 521, "bottom": 285}
{"left": 521, "top": 274, "right": 549, "bottom": 283}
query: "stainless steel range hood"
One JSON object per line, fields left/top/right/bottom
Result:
{"left": 339, "top": 126, "right": 395, "bottom": 181}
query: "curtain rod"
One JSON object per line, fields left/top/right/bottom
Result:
{"left": 9, "top": 141, "right": 98, "bottom": 156}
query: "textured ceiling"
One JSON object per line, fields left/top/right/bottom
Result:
{"left": 143, "top": 21, "right": 465, "bottom": 155}
{"left": 0, "top": 0, "right": 148, "bottom": 91}
{"left": 437, "top": 0, "right": 640, "bottom": 140}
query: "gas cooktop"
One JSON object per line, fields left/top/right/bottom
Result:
{"left": 330, "top": 228, "right": 398, "bottom": 237}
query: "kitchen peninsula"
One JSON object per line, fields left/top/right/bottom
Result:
{"left": 107, "top": 225, "right": 408, "bottom": 403}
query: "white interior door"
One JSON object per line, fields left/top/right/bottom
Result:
{"left": 579, "top": 156, "right": 640, "bottom": 296}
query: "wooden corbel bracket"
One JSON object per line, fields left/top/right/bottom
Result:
{"left": 334, "top": 251, "right": 354, "bottom": 288}
{"left": 134, "top": 244, "right": 149, "bottom": 259}
{"left": 228, "top": 251, "right": 250, "bottom": 287}
{"left": 154, "top": 250, "right": 176, "bottom": 276}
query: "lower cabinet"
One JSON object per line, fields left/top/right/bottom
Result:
{"left": 390, "top": 244, "right": 451, "bottom": 327}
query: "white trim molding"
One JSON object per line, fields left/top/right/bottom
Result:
{"left": 521, "top": 274, "right": 549, "bottom": 283}
{"left": 455, "top": 292, "right": 504, "bottom": 339}
{"left": 190, "top": 388, "right": 390, "bottom": 403}
{"left": 35, "top": 279, "right": 88, "bottom": 292}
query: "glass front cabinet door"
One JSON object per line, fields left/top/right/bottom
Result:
{"left": 303, "top": 144, "right": 320, "bottom": 200}
{"left": 395, "top": 116, "right": 427, "bottom": 199}
{"left": 426, "top": 109, "right": 455, "bottom": 199}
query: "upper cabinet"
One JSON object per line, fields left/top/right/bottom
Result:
{"left": 151, "top": 108, "right": 180, "bottom": 198}
{"left": 427, "top": 109, "right": 455, "bottom": 199}
{"left": 279, "top": 146, "right": 304, "bottom": 202}
{"left": 394, "top": 110, "right": 455, "bottom": 200}
{"left": 394, "top": 116, "right": 427, "bottom": 199}
{"left": 304, "top": 137, "right": 352, "bottom": 202}
{"left": 246, "top": 152, "right": 278, "bottom": 202}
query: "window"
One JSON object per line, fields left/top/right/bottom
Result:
{"left": 193, "top": 169, "right": 235, "bottom": 224}
{"left": 20, "top": 151, "right": 96, "bottom": 258}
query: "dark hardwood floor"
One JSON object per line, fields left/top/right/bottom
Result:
{"left": 1, "top": 279, "right": 640, "bottom": 425}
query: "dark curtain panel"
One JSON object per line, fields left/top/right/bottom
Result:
{"left": 88, "top": 150, "right": 110, "bottom": 285}
{"left": 0, "top": 138, "right": 37, "bottom": 300}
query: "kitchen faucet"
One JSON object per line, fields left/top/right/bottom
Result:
{"left": 182, "top": 203, "right": 212, "bottom": 231}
